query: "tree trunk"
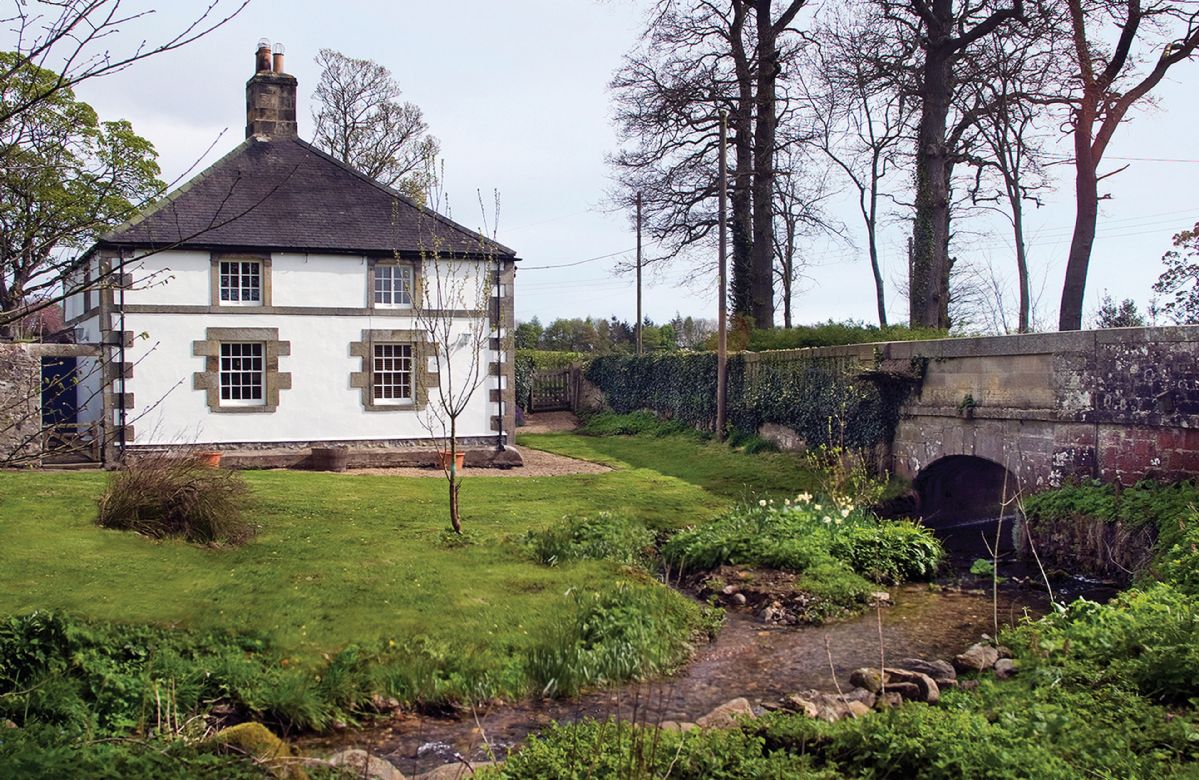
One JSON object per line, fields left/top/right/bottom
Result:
{"left": 1059, "top": 149, "right": 1098, "bottom": 331}
{"left": 909, "top": 43, "right": 954, "bottom": 330}
{"left": 867, "top": 168, "right": 887, "bottom": 327}
{"left": 750, "top": 0, "right": 780, "bottom": 328}
{"left": 730, "top": 9, "right": 756, "bottom": 319}
{"left": 448, "top": 417, "right": 462, "bottom": 534}
{"left": 1008, "top": 188, "right": 1030, "bottom": 332}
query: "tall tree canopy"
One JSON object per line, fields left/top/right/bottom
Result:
{"left": 609, "top": 0, "right": 812, "bottom": 329}
{"left": 1055, "top": 0, "right": 1199, "bottom": 331}
{"left": 0, "top": 52, "right": 162, "bottom": 329}
{"left": 311, "top": 48, "right": 440, "bottom": 201}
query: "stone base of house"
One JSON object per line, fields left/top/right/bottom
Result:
{"left": 123, "top": 439, "right": 524, "bottom": 471}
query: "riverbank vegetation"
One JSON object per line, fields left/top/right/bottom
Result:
{"left": 0, "top": 431, "right": 812, "bottom": 774}
{"left": 495, "top": 477, "right": 1199, "bottom": 778}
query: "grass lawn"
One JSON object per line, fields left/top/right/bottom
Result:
{"left": 0, "top": 433, "right": 814, "bottom": 670}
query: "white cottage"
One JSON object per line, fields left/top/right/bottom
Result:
{"left": 63, "top": 43, "right": 519, "bottom": 467}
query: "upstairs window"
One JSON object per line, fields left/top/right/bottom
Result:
{"left": 220, "top": 260, "right": 262, "bottom": 305}
{"left": 372, "top": 343, "right": 413, "bottom": 404}
{"left": 219, "top": 342, "right": 264, "bottom": 405}
{"left": 374, "top": 264, "right": 413, "bottom": 307}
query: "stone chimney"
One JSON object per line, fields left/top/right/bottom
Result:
{"left": 245, "top": 39, "right": 297, "bottom": 139}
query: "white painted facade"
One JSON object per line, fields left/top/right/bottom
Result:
{"left": 67, "top": 249, "right": 506, "bottom": 448}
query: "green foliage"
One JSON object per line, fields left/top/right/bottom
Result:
{"left": 96, "top": 454, "right": 255, "bottom": 545}
{"left": 1024, "top": 479, "right": 1199, "bottom": 552}
{"left": 579, "top": 410, "right": 704, "bottom": 439}
{"left": 663, "top": 501, "right": 942, "bottom": 584}
{"left": 525, "top": 581, "right": 712, "bottom": 698}
{"left": 0, "top": 52, "right": 163, "bottom": 315}
{"left": 494, "top": 718, "right": 831, "bottom": 779}
{"left": 828, "top": 521, "right": 945, "bottom": 584}
{"left": 1157, "top": 518, "right": 1199, "bottom": 596}
{"left": 1094, "top": 293, "right": 1147, "bottom": 328}
{"left": 0, "top": 723, "right": 263, "bottom": 780}
{"left": 499, "top": 680, "right": 1199, "bottom": 779}
{"left": 586, "top": 351, "right": 906, "bottom": 449}
{"left": 1152, "top": 221, "right": 1199, "bottom": 325}
{"left": 526, "top": 512, "right": 657, "bottom": 568}
{"left": 659, "top": 501, "right": 940, "bottom": 622}
{"left": 745, "top": 321, "right": 948, "bottom": 351}
{"left": 1008, "top": 583, "right": 1199, "bottom": 704}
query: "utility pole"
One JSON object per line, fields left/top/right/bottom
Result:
{"left": 636, "top": 191, "right": 643, "bottom": 356}
{"left": 716, "top": 110, "right": 728, "bottom": 441}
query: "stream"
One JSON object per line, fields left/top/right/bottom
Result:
{"left": 301, "top": 549, "right": 1112, "bottom": 776}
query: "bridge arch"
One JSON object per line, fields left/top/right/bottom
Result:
{"left": 914, "top": 455, "right": 1017, "bottom": 529}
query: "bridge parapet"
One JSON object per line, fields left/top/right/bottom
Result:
{"left": 883, "top": 326, "right": 1199, "bottom": 489}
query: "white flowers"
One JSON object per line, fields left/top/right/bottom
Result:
{"left": 823, "top": 516, "right": 832, "bottom": 524}
{"left": 840, "top": 508, "right": 851, "bottom": 518}
{"left": 759, "top": 499, "right": 768, "bottom": 507}
{"left": 796, "top": 492, "right": 812, "bottom": 504}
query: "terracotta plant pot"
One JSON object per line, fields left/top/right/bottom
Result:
{"left": 438, "top": 450, "right": 466, "bottom": 471}
{"left": 197, "top": 451, "right": 222, "bottom": 468}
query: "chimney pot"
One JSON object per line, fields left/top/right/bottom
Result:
{"left": 246, "top": 39, "right": 298, "bottom": 139}
{"left": 255, "top": 38, "right": 271, "bottom": 72}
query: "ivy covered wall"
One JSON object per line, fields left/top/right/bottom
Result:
{"left": 585, "top": 349, "right": 906, "bottom": 450}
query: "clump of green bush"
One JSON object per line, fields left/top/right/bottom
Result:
{"left": 745, "top": 320, "right": 947, "bottom": 351}
{"left": 662, "top": 499, "right": 943, "bottom": 584}
{"left": 496, "top": 679, "right": 1199, "bottom": 779}
{"left": 1024, "top": 479, "right": 1199, "bottom": 546}
{"left": 96, "top": 453, "right": 255, "bottom": 545}
{"left": 527, "top": 512, "right": 657, "bottom": 568}
{"left": 525, "top": 581, "right": 716, "bottom": 698}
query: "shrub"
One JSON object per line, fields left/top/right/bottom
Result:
{"left": 1007, "top": 583, "right": 1199, "bottom": 703}
{"left": 494, "top": 718, "right": 831, "bottom": 779}
{"left": 662, "top": 500, "right": 943, "bottom": 584}
{"left": 96, "top": 453, "right": 254, "bottom": 545}
{"left": 829, "top": 521, "right": 944, "bottom": 583}
{"left": 744, "top": 320, "right": 947, "bottom": 351}
{"left": 526, "top": 512, "right": 657, "bottom": 568}
{"left": 525, "top": 581, "right": 714, "bottom": 698}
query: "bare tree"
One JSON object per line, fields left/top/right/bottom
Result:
{"left": 609, "top": 0, "right": 810, "bottom": 328}
{"left": 0, "top": 0, "right": 249, "bottom": 334}
{"left": 311, "top": 48, "right": 440, "bottom": 200}
{"left": 1055, "top": 0, "right": 1199, "bottom": 330}
{"left": 871, "top": 0, "right": 1026, "bottom": 330}
{"left": 771, "top": 143, "right": 839, "bottom": 328}
{"left": 608, "top": 1, "right": 754, "bottom": 311}
{"left": 959, "top": 25, "right": 1055, "bottom": 333}
{"left": 414, "top": 191, "right": 502, "bottom": 535}
{"left": 0, "top": 1, "right": 249, "bottom": 129}
{"left": 799, "top": 7, "right": 915, "bottom": 327}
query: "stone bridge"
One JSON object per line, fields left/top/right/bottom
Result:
{"left": 869, "top": 326, "right": 1199, "bottom": 521}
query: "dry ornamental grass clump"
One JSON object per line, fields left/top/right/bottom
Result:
{"left": 96, "top": 452, "right": 255, "bottom": 545}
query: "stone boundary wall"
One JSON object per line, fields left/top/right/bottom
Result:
{"left": 0, "top": 342, "right": 103, "bottom": 466}
{"left": 0, "top": 343, "right": 44, "bottom": 464}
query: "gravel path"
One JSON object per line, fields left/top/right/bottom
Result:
{"left": 351, "top": 412, "right": 609, "bottom": 477}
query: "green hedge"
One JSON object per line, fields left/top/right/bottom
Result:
{"left": 746, "top": 322, "right": 947, "bottom": 351}
{"left": 585, "top": 352, "right": 906, "bottom": 449}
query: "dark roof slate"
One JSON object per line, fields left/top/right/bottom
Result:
{"left": 99, "top": 136, "right": 516, "bottom": 258}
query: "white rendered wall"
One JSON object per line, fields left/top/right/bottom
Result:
{"left": 111, "top": 252, "right": 501, "bottom": 446}
{"left": 120, "top": 250, "right": 211, "bottom": 307}
{"left": 272, "top": 252, "right": 369, "bottom": 308}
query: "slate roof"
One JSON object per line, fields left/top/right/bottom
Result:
{"left": 97, "top": 136, "right": 516, "bottom": 259}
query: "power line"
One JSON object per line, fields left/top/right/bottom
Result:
{"left": 519, "top": 247, "right": 633, "bottom": 271}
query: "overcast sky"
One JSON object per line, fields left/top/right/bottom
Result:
{"left": 18, "top": 0, "right": 1199, "bottom": 330}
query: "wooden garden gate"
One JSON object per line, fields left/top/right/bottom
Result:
{"left": 529, "top": 367, "right": 576, "bottom": 412}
